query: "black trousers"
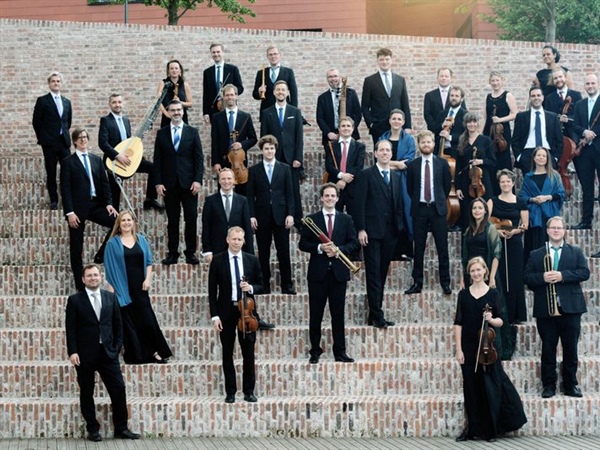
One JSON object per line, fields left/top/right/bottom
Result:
{"left": 164, "top": 184, "right": 198, "bottom": 257}
{"left": 255, "top": 211, "right": 292, "bottom": 290}
{"left": 75, "top": 344, "right": 128, "bottom": 433}
{"left": 106, "top": 157, "right": 157, "bottom": 212}
{"left": 536, "top": 313, "right": 582, "bottom": 390}
{"left": 411, "top": 203, "right": 450, "bottom": 285}
{"left": 220, "top": 305, "right": 256, "bottom": 396}
{"left": 573, "top": 146, "right": 600, "bottom": 224}
{"left": 41, "top": 143, "right": 70, "bottom": 203}
{"left": 308, "top": 270, "right": 347, "bottom": 357}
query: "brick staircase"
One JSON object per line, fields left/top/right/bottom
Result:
{"left": 1, "top": 156, "right": 599, "bottom": 439}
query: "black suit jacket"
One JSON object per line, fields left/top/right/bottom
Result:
{"left": 316, "top": 87, "right": 362, "bottom": 144}
{"left": 202, "top": 63, "right": 244, "bottom": 117}
{"left": 353, "top": 165, "right": 404, "bottom": 238}
{"left": 60, "top": 152, "right": 113, "bottom": 217}
{"left": 153, "top": 124, "right": 204, "bottom": 190}
{"left": 98, "top": 113, "right": 132, "bottom": 161}
{"left": 298, "top": 210, "right": 359, "bottom": 283}
{"left": 573, "top": 96, "right": 600, "bottom": 150}
{"left": 65, "top": 289, "right": 123, "bottom": 363}
{"left": 524, "top": 243, "right": 590, "bottom": 318}
{"left": 252, "top": 66, "right": 298, "bottom": 111}
{"left": 260, "top": 104, "right": 303, "bottom": 165}
{"left": 545, "top": 89, "right": 582, "bottom": 137}
{"left": 406, "top": 156, "right": 451, "bottom": 217}
{"left": 512, "top": 109, "right": 563, "bottom": 161}
{"left": 433, "top": 106, "right": 467, "bottom": 157}
{"left": 325, "top": 139, "right": 365, "bottom": 196}
{"left": 202, "top": 191, "right": 254, "bottom": 255}
{"left": 246, "top": 161, "right": 295, "bottom": 226}
{"left": 210, "top": 109, "right": 257, "bottom": 167}
{"left": 361, "top": 72, "right": 412, "bottom": 132}
{"left": 208, "top": 251, "right": 264, "bottom": 321}
{"left": 32, "top": 92, "right": 72, "bottom": 147}
{"left": 423, "top": 87, "right": 467, "bottom": 131}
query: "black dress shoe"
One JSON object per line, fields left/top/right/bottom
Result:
{"left": 50, "top": 202, "right": 58, "bottom": 210}
{"left": 281, "top": 288, "right": 297, "bottom": 295}
{"left": 372, "top": 320, "right": 388, "bottom": 329}
{"left": 570, "top": 221, "right": 591, "bottom": 230}
{"left": 93, "top": 254, "right": 104, "bottom": 264}
{"left": 225, "top": 394, "right": 235, "bottom": 403}
{"left": 563, "top": 386, "right": 583, "bottom": 398}
{"left": 455, "top": 430, "right": 469, "bottom": 442}
{"left": 244, "top": 393, "right": 257, "bottom": 402}
{"left": 591, "top": 250, "right": 600, "bottom": 258}
{"left": 448, "top": 225, "right": 462, "bottom": 232}
{"left": 404, "top": 283, "right": 422, "bottom": 294}
{"left": 385, "top": 320, "right": 395, "bottom": 326}
{"left": 87, "top": 431, "right": 102, "bottom": 442}
{"left": 114, "top": 429, "right": 140, "bottom": 440}
{"left": 441, "top": 284, "right": 452, "bottom": 295}
{"left": 258, "top": 319, "right": 275, "bottom": 330}
{"left": 309, "top": 354, "right": 320, "bottom": 364}
{"left": 185, "top": 255, "right": 200, "bottom": 265}
{"left": 334, "top": 353, "right": 355, "bottom": 363}
{"left": 262, "top": 287, "right": 272, "bottom": 294}
{"left": 143, "top": 199, "right": 165, "bottom": 211}
{"left": 162, "top": 255, "right": 179, "bottom": 265}
{"left": 542, "top": 385, "right": 556, "bottom": 398}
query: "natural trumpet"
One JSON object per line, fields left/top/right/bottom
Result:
{"left": 544, "top": 243, "right": 561, "bottom": 317}
{"left": 301, "top": 216, "right": 360, "bottom": 274}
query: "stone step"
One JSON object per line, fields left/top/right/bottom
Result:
{"left": 1, "top": 394, "right": 598, "bottom": 438}
{"left": 2, "top": 323, "right": 598, "bottom": 362}
{"left": 2, "top": 357, "right": 599, "bottom": 399}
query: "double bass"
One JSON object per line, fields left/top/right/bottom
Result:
{"left": 557, "top": 96, "right": 575, "bottom": 198}
{"left": 438, "top": 116, "right": 460, "bottom": 226}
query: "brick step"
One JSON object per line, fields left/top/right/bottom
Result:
{"left": 2, "top": 323, "right": 598, "bottom": 362}
{"left": 2, "top": 357, "right": 599, "bottom": 399}
{"left": 1, "top": 394, "right": 598, "bottom": 438}
{"left": 3, "top": 292, "right": 600, "bottom": 329}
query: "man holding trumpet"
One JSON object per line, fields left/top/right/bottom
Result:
{"left": 299, "top": 183, "right": 359, "bottom": 364}
{"left": 524, "top": 216, "right": 590, "bottom": 399}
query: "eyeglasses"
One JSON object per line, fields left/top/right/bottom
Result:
{"left": 547, "top": 227, "right": 564, "bottom": 230}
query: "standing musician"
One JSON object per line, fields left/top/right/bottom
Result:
{"left": 209, "top": 227, "right": 264, "bottom": 403}
{"left": 202, "top": 43, "right": 244, "bottom": 125}
{"left": 252, "top": 45, "right": 298, "bottom": 119}
{"left": 98, "top": 93, "right": 163, "bottom": 212}
{"left": 316, "top": 68, "right": 362, "bottom": 150}
{"left": 524, "top": 216, "right": 590, "bottom": 399}
{"left": 157, "top": 60, "right": 193, "bottom": 128}
{"left": 324, "top": 117, "right": 365, "bottom": 215}
{"left": 571, "top": 74, "right": 600, "bottom": 232}
{"left": 544, "top": 69, "right": 582, "bottom": 140}
{"left": 299, "top": 183, "right": 359, "bottom": 364}
{"left": 434, "top": 86, "right": 467, "bottom": 157}
{"left": 210, "top": 84, "right": 257, "bottom": 196}
{"left": 423, "top": 68, "right": 467, "bottom": 132}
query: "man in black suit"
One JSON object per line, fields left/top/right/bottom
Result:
{"left": 405, "top": 130, "right": 452, "bottom": 295}
{"left": 361, "top": 47, "right": 412, "bottom": 145}
{"left": 324, "top": 116, "right": 365, "bottom": 215}
{"left": 423, "top": 68, "right": 467, "bottom": 131}
{"left": 353, "top": 140, "right": 404, "bottom": 328}
{"left": 524, "top": 216, "right": 590, "bottom": 398}
{"left": 252, "top": 45, "right": 298, "bottom": 119}
{"left": 60, "top": 128, "right": 118, "bottom": 291}
{"left": 210, "top": 84, "right": 257, "bottom": 196}
{"left": 299, "top": 183, "right": 359, "bottom": 364}
{"left": 512, "top": 86, "right": 563, "bottom": 172}
{"left": 98, "top": 93, "right": 163, "bottom": 212}
{"left": 153, "top": 100, "right": 204, "bottom": 265}
{"left": 246, "top": 135, "right": 296, "bottom": 295}
{"left": 32, "top": 71, "right": 72, "bottom": 209}
{"left": 571, "top": 74, "right": 600, "bottom": 232}
{"left": 65, "top": 263, "right": 139, "bottom": 441}
{"left": 209, "top": 227, "right": 264, "bottom": 403}
{"left": 544, "top": 69, "right": 582, "bottom": 142}
{"left": 260, "top": 80, "right": 304, "bottom": 223}
{"left": 316, "top": 68, "right": 362, "bottom": 149}
{"left": 202, "top": 43, "right": 244, "bottom": 125}
{"left": 433, "top": 86, "right": 467, "bottom": 158}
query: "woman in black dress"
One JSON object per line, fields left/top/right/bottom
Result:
{"left": 483, "top": 72, "right": 517, "bottom": 194}
{"left": 534, "top": 45, "right": 574, "bottom": 99}
{"left": 454, "top": 257, "right": 527, "bottom": 442}
{"left": 488, "top": 169, "right": 529, "bottom": 324}
{"left": 158, "top": 59, "right": 193, "bottom": 128}
{"left": 104, "top": 211, "right": 172, "bottom": 364}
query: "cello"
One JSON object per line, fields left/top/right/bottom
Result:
{"left": 557, "top": 96, "right": 575, "bottom": 198}
{"left": 438, "top": 116, "right": 461, "bottom": 226}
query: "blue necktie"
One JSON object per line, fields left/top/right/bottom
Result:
{"left": 382, "top": 170, "right": 390, "bottom": 185}
{"left": 535, "top": 111, "right": 542, "bottom": 147}
{"left": 448, "top": 109, "right": 455, "bottom": 118}
{"left": 82, "top": 153, "right": 95, "bottom": 197}
{"left": 267, "top": 163, "right": 273, "bottom": 183}
{"left": 271, "top": 67, "right": 277, "bottom": 83}
{"left": 233, "top": 255, "right": 242, "bottom": 301}
{"left": 216, "top": 65, "right": 221, "bottom": 92}
{"left": 117, "top": 117, "right": 127, "bottom": 141}
{"left": 228, "top": 110, "right": 235, "bottom": 132}
{"left": 173, "top": 126, "right": 180, "bottom": 152}
{"left": 278, "top": 107, "right": 284, "bottom": 128}
{"left": 383, "top": 72, "right": 391, "bottom": 97}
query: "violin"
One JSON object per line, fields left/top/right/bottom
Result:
{"left": 468, "top": 146, "right": 485, "bottom": 198}
{"left": 490, "top": 105, "right": 507, "bottom": 153}
{"left": 557, "top": 96, "right": 575, "bottom": 198}
{"left": 226, "top": 129, "right": 249, "bottom": 185}
{"left": 475, "top": 304, "right": 498, "bottom": 372}
{"left": 237, "top": 276, "right": 259, "bottom": 334}
{"left": 439, "top": 116, "right": 460, "bottom": 226}
{"left": 489, "top": 216, "right": 515, "bottom": 231}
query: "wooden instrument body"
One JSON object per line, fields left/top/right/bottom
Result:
{"left": 106, "top": 137, "right": 144, "bottom": 179}
{"left": 439, "top": 117, "right": 460, "bottom": 225}
{"left": 557, "top": 96, "right": 575, "bottom": 197}
{"left": 227, "top": 147, "right": 248, "bottom": 185}
{"left": 490, "top": 105, "right": 508, "bottom": 153}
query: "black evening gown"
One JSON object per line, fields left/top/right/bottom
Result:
{"left": 454, "top": 288, "right": 527, "bottom": 440}
{"left": 483, "top": 91, "right": 513, "bottom": 193}
{"left": 121, "top": 242, "right": 173, "bottom": 364}
{"left": 491, "top": 197, "right": 528, "bottom": 323}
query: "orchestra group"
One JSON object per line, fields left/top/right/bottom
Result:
{"left": 31, "top": 42, "right": 597, "bottom": 442}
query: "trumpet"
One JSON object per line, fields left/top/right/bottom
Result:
{"left": 544, "top": 243, "right": 561, "bottom": 317}
{"left": 260, "top": 65, "right": 266, "bottom": 100}
{"left": 301, "top": 216, "right": 360, "bottom": 274}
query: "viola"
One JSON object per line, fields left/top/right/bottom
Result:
{"left": 468, "top": 146, "right": 486, "bottom": 198}
{"left": 475, "top": 304, "right": 498, "bottom": 371}
{"left": 438, "top": 116, "right": 460, "bottom": 226}
{"left": 557, "top": 96, "right": 575, "bottom": 198}
{"left": 237, "top": 276, "right": 259, "bottom": 334}
{"left": 490, "top": 105, "right": 507, "bottom": 153}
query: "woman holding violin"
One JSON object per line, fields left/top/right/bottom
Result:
{"left": 455, "top": 112, "right": 497, "bottom": 230}
{"left": 454, "top": 257, "right": 527, "bottom": 442}
{"left": 158, "top": 59, "right": 193, "bottom": 128}
{"left": 483, "top": 72, "right": 517, "bottom": 194}
{"left": 488, "top": 169, "right": 529, "bottom": 325}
